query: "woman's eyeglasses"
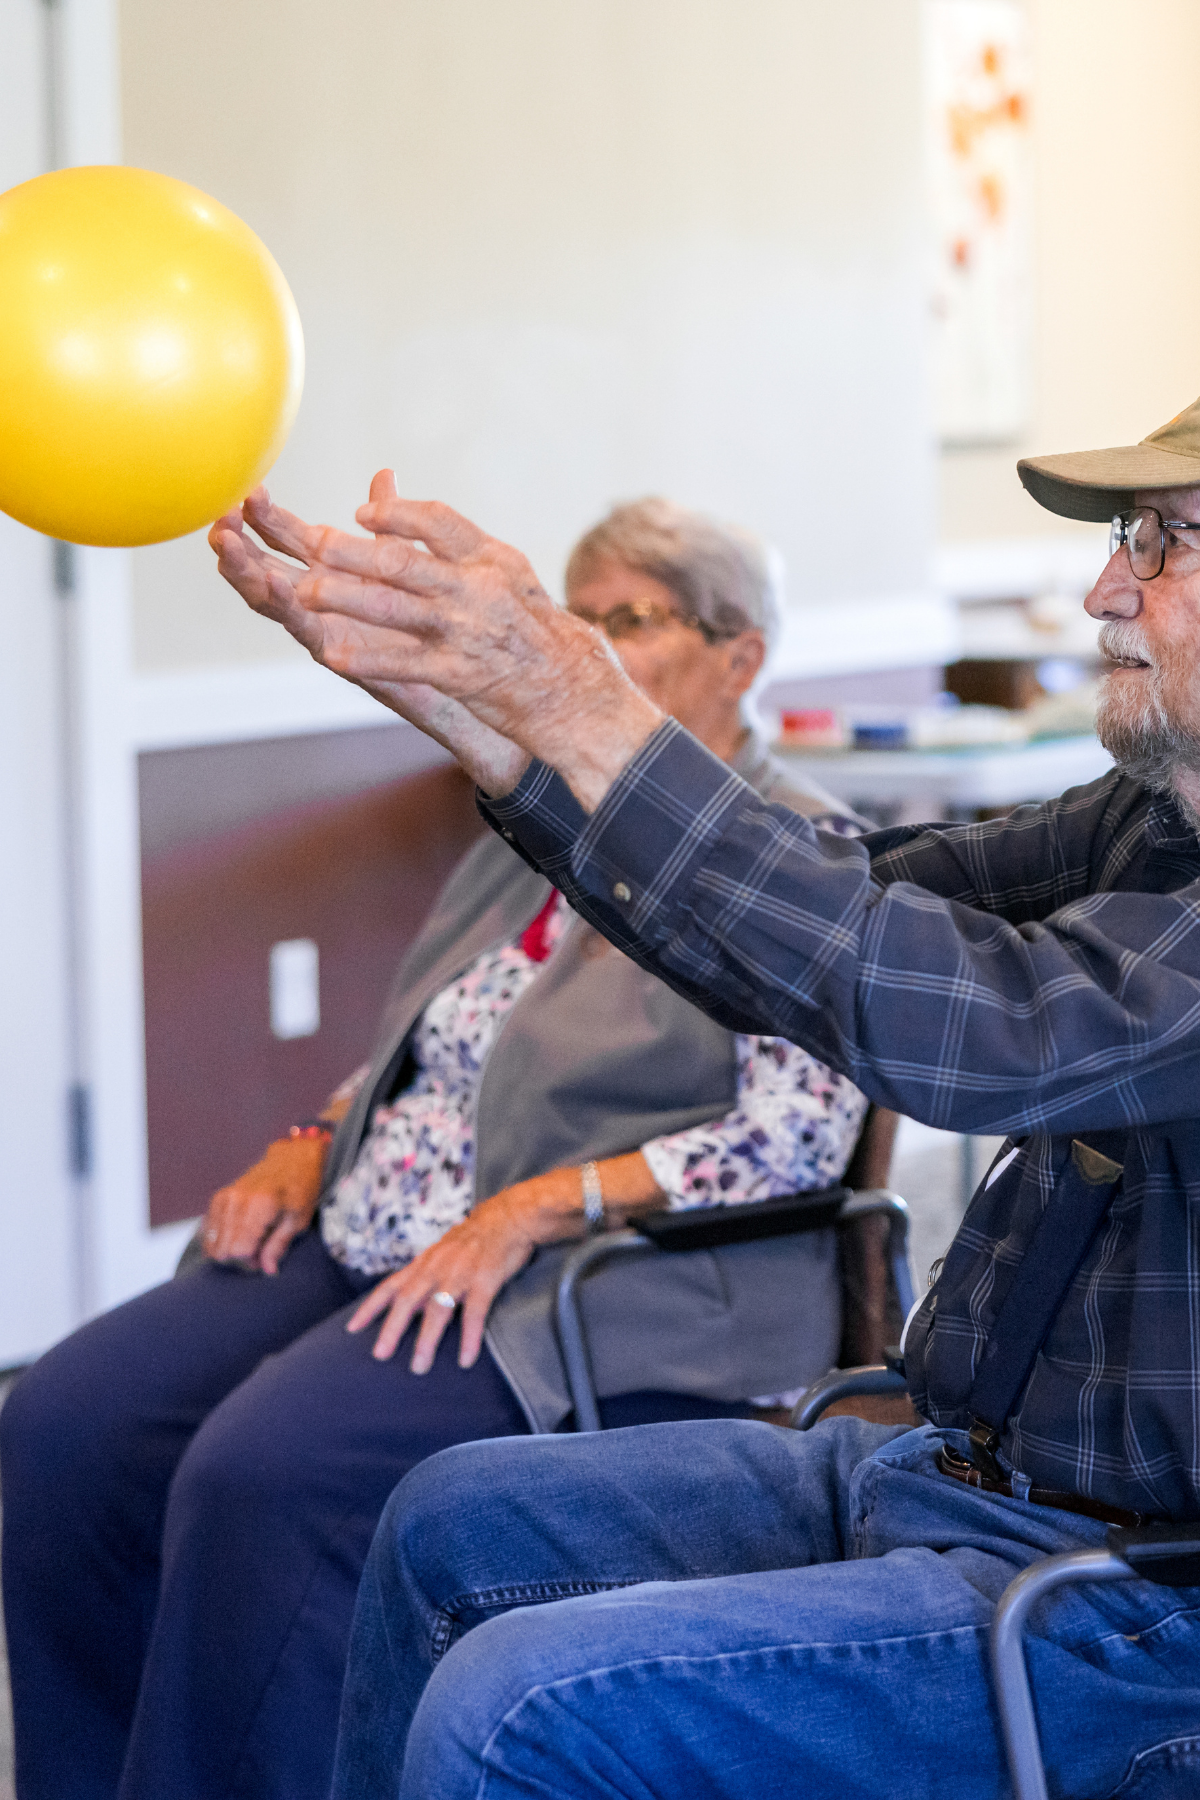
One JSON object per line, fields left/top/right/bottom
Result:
{"left": 569, "top": 596, "right": 730, "bottom": 645}
{"left": 1110, "top": 507, "right": 1200, "bottom": 581}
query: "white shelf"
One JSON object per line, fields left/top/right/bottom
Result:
{"left": 131, "top": 657, "right": 400, "bottom": 752}
{"left": 771, "top": 591, "right": 960, "bottom": 680}
{"left": 777, "top": 733, "right": 1114, "bottom": 809}
{"left": 933, "top": 531, "right": 1109, "bottom": 602}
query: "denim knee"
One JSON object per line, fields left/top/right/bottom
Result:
{"left": 372, "top": 1436, "right": 538, "bottom": 1583}
{"left": 402, "top": 1605, "right": 552, "bottom": 1795}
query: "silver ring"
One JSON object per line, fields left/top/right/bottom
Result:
{"left": 430, "top": 1290, "right": 458, "bottom": 1310}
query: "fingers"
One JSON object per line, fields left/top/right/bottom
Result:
{"left": 404, "top": 1294, "right": 455, "bottom": 1372}
{"left": 257, "top": 1211, "right": 306, "bottom": 1276}
{"left": 346, "top": 1274, "right": 407, "bottom": 1334}
{"left": 242, "top": 487, "right": 326, "bottom": 566}
{"left": 298, "top": 566, "right": 445, "bottom": 622}
{"left": 211, "top": 524, "right": 332, "bottom": 658}
{"left": 203, "top": 1185, "right": 278, "bottom": 1264}
{"left": 350, "top": 1275, "right": 427, "bottom": 1365}
{"left": 208, "top": 504, "right": 245, "bottom": 550}
{"left": 355, "top": 490, "right": 488, "bottom": 563}
{"left": 345, "top": 1265, "right": 466, "bottom": 1368}
{"left": 368, "top": 468, "right": 398, "bottom": 510}
{"left": 301, "top": 527, "right": 454, "bottom": 591}
{"left": 456, "top": 1289, "right": 494, "bottom": 1370}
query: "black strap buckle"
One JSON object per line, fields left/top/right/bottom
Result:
{"left": 968, "top": 1418, "right": 1005, "bottom": 1482}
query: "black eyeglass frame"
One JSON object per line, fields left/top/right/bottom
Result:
{"left": 569, "top": 595, "right": 740, "bottom": 646}
{"left": 1110, "top": 507, "right": 1200, "bottom": 582}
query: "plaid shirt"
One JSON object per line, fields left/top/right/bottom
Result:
{"left": 483, "top": 719, "right": 1200, "bottom": 1519}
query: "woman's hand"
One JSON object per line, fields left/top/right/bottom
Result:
{"left": 202, "top": 1136, "right": 328, "bottom": 1274}
{"left": 347, "top": 1153, "right": 665, "bottom": 1371}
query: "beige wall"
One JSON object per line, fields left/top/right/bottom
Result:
{"left": 939, "top": 0, "right": 1200, "bottom": 541}
{"left": 119, "top": 0, "right": 931, "bottom": 671}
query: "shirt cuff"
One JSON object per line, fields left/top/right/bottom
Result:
{"left": 570, "top": 718, "right": 753, "bottom": 942}
{"left": 476, "top": 759, "right": 588, "bottom": 886}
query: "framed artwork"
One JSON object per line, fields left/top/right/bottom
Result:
{"left": 925, "top": 0, "right": 1034, "bottom": 444}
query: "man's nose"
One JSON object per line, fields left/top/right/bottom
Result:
{"left": 1084, "top": 547, "right": 1144, "bottom": 621}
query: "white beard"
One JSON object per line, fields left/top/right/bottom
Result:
{"left": 1094, "top": 621, "right": 1200, "bottom": 828}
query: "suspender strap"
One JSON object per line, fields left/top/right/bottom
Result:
{"left": 966, "top": 1139, "right": 1123, "bottom": 1478}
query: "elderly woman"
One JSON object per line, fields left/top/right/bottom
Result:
{"left": 1, "top": 500, "right": 867, "bottom": 1800}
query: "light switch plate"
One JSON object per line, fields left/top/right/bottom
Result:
{"left": 269, "top": 938, "right": 320, "bottom": 1039}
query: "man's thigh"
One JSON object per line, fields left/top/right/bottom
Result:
{"left": 405, "top": 1547, "right": 997, "bottom": 1800}
{"left": 383, "top": 1414, "right": 904, "bottom": 1629}
{"left": 406, "top": 1536, "right": 1200, "bottom": 1800}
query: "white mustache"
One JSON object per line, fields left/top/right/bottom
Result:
{"left": 1098, "top": 621, "right": 1155, "bottom": 669}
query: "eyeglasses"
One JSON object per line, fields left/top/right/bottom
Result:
{"left": 569, "top": 596, "right": 732, "bottom": 645}
{"left": 1110, "top": 507, "right": 1200, "bottom": 581}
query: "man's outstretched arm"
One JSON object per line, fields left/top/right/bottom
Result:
{"left": 209, "top": 474, "right": 663, "bottom": 811}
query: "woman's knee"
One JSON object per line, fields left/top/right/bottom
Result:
{"left": 0, "top": 1333, "right": 119, "bottom": 1499}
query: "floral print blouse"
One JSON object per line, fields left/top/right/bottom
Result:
{"left": 320, "top": 892, "right": 867, "bottom": 1277}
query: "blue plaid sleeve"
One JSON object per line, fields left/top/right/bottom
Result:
{"left": 483, "top": 721, "right": 1200, "bottom": 1137}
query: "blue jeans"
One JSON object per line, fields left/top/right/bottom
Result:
{"left": 334, "top": 1418, "right": 1200, "bottom": 1800}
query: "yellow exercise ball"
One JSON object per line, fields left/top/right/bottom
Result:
{"left": 0, "top": 165, "right": 304, "bottom": 547}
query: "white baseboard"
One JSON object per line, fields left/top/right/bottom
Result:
{"left": 132, "top": 656, "right": 400, "bottom": 751}
{"left": 132, "top": 592, "right": 964, "bottom": 754}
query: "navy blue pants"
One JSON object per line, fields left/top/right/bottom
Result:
{"left": 0, "top": 1230, "right": 748, "bottom": 1800}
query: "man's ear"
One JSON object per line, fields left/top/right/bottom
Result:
{"left": 724, "top": 630, "right": 766, "bottom": 698}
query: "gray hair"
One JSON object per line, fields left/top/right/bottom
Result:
{"left": 565, "top": 497, "right": 784, "bottom": 660}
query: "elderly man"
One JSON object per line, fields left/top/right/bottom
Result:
{"left": 205, "top": 402, "right": 1200, "bottom": 1800}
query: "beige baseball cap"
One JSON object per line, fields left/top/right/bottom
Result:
{"left": 1018, "top": 395, "right": 1200, "bottom": 521}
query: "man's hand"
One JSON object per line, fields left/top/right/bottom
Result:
{"left": 210, "top": 474, "right": 665, "bottom": 813}
{"left": 208, "top": 477, "right": 531, "bottom": 797}
{"left": 202, "top": 1136, "right": 327, "bottom": 1274}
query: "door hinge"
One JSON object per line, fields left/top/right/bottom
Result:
{"left": 68, "top": 1082, "right": 92, "bottom": 1178}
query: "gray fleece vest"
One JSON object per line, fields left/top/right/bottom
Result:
{"left": 322, "top": 735, "right": 852, "bottom": 1431}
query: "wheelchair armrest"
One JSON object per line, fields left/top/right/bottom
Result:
{"left": 632, "top": 1187, "right": 849, "bottom": 1252}
{"left": 789, "top": 1362, "right": 909, "bottom": 1431}
{"left": 556, "top": 1190, "right": 916, "bottom": 1436}
{"left": 1109, "top": 1521, "right": 1200, "bottom": 1587}
{"left": 831, "top": 1188, "right": 917, "bottom": 1322}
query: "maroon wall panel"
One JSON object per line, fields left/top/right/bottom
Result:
{"left": 141, "top": 761, "right": 486, "bottom": 1227}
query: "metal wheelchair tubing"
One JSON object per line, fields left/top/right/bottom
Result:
{"left": 558, "top": 1193, "right": 917, "bottom": 1434}
{"left": 990, "top": 1548, "right": 1131, "bottom": 1800}
{"left": 789, "top": 1363, "right": 909, "bottom": 1431}
{"left": 555, "top": 1230, "right": 658, "bottom": 1433}
{"left": 835, "top": 1189, "right": 917, "bottom": 1319}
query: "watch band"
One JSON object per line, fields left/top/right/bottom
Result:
{"left": 580, "top": 1160, "right": 605, "bottom": 1233}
